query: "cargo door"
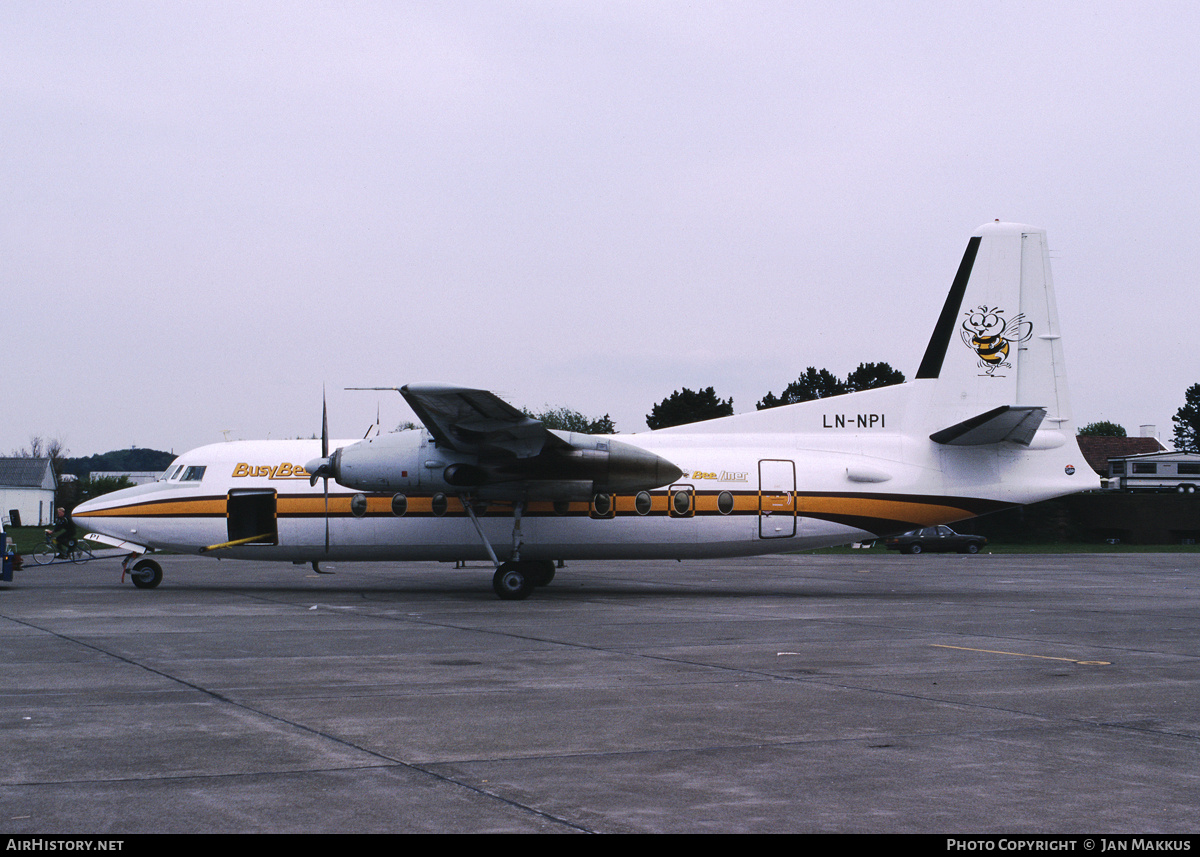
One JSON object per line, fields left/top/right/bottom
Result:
{"left": 227, "top": 489, "right": 278, "bottom": 545}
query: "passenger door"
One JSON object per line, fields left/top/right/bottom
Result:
{"left": 758, "top": 459, "right": 796, "bottom": 539}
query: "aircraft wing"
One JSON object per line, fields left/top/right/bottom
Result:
{"left": 400, "top": 384, "right": 572, "bottom": 459}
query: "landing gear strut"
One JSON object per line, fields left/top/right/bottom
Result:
{"left": 461, "top": 494, "right": 558, "bottom": 600}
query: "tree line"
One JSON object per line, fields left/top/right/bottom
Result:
{"left": 528, "top": 362, "right": 908, "bottom": 433}
{"left": 646, "top": 362, "right": 906, "bottom": 429}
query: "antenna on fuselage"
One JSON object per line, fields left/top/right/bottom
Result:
{"left": 346, "top": 387, "right": 400, "bottom": 438}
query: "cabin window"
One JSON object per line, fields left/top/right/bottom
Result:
{"left": 180, "top": 466, "right": 207, "bottom": 482}
{"left": 391, "top": 494, "right": 407, "bottom": 516}
{"left": 350, "top": 494, "right": 368, "bottom": 517}
{"left": 591, "top": 494, "right": 614, "bottom": 518}
{"left": 1110, "top": 462, "right": 1125, "bottom": 475}
{"left": 553, "top": 500, "right": 570, "bottom": 516}
{"left": 1179, "top": 463, "right": 1200, "bottom": 475}
{"left": 1133, "top": 463, "right": 1157, "bottom": 474}
{"left": 718, "top": 491, "right": 734, "bottom": 515}
{"left": 431, "top": 493, "right": 449, "bottom": 517}
{"left": 669, "top": 487, "right": 694, "bottom": 518}
{"left": 635, "top": 491, "right": 652, "bottom": 515}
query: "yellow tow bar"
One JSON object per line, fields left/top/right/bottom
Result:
{"left": 199, "top": 533, "right": 275, "bottom": 553}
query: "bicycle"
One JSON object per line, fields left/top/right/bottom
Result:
{"left": 32, "top": 533, "right": 96, "bottom": 565}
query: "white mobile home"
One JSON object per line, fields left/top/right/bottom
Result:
{"left": 1108, "top": 451, "right": 1200, "bottom": 493}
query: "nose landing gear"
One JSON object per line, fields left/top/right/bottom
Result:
{"left": 127, "top": 557, "right": 163, "bottom": 590}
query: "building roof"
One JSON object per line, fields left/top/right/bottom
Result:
{"left": 0, "top": 458, "right": 57, "bottom": 489}
{"left": 1076, "top": 436, "right": 1167, "bottom": 476}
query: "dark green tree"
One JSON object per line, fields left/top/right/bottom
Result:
{"left": 80, "top": 475, "right": 134, "bottom": 500}
{"left": 1172, "top": 384, "right": 1200, "bottom": 453}
{"left": 845, "top": 362, "right": 905, "bottom": 392}
{"left": 59, "top": 448, "right": 176, "bottom": 479}
{"left": 646, "top": 387, "right": 733, "bottom": 429}
{"left": 1078, "top": 421, "right": 1127, "bottom": 437}
{"left": 758, "top": 362, "right": 906, "bottom": 410}
{"left": 757, "top": 367, "right": 847, "bottom": 410}
{"left": 524, "top": 407, "right": 617, "bottom": 434}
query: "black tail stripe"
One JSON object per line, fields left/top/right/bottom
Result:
{"left": 916, "top": 235, "right": 981, "bottom": 379}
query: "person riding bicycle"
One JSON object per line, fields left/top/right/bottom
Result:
{"left": 47, "top": 507, "right": 76, "bottom": 559}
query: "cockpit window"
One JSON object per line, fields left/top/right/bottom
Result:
{"left": 180, "top": 466, "right": 207, "bottom": 482}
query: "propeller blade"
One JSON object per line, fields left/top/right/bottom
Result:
{"left": 321, "top": 389, "right": 329, "bottom": 459}
{"left": 323, "top": 391, "right": 330, "bottom": 552}
{"left": 310, "top": 388, "right": 330, "bottom": 553}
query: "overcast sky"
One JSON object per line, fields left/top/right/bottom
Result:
{"left": 3, "top": 1, "right": 1197, "bottom": 458}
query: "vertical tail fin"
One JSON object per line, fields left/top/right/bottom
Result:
{"left": 918, "top": 222, "right": 1073, "bottom": 437}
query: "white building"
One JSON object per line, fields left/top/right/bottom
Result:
{"left": 89, "top": 471, "right": 163, "bottom": 486}
{"left": 0, "top": 458, "right": 57, "bottom": 526}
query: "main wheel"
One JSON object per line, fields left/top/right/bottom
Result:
{"left": 528, "top": 560, "right": 556, "bottom": 587}
{"left": 493, "top": 562, "right": 534, "bottom": 601}
{"left": 130, "top": 558, "right": 163, "bottom": 589}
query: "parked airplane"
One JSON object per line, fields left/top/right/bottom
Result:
{"left": 73, "top": 222, "right": 1095, "bottom": 599}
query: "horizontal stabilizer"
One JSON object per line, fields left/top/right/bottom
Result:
{"left": 930, "top": 405, "right": 1047, "bottom": 447}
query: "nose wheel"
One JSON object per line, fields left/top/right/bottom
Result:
{"left": 128, "top": 558, "right": 163, "bottom": 589}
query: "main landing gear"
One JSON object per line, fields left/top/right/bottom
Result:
{"left": 460, "top": 494, "right": 558, "bottom": 601}
{"left": 492, "top": 560, "right": 556, "bottom": 601}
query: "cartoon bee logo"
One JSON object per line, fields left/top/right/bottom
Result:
{"left": 960, "top": 305, "right": 1033, "bottom": 376}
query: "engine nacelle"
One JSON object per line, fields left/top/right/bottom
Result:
{"left": 318, "top": 430, "right": 458, "bottom": 493}
{"left": 311, "top": 427, "right": 682, "bottom": 499}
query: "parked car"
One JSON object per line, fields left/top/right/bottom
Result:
{"left": 885, "top": 525, "right": 987, "bottom": 554}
